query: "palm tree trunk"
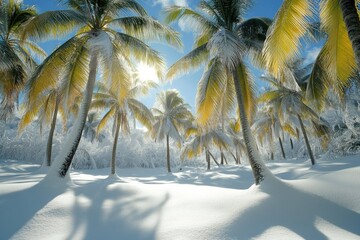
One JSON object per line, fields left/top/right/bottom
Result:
{"left": 339, "top": 0, "right": 360, "bottom": 70}
{"left": 232, "top": 68, "right": 269, "bottom": 184}
{"left": 53, "top": 53, "right": 98, "bottom": 178}
{"left": 297, "top": 114, "right": 315, "bottom": 165}
{"left": 220, "top": 149, "right": 224, "bottom": 165}
{"left": 208, "top": 151, "right": 220, "bottom": 167}
{"left": 111, "top": 114, "right": 121, "bottom": 175}
{"left": 236, "top": 148, "right": 241, "bottom": 164}
{"left": 279, "top": 137, "right": 286, "bottom": 159}
{"left": 166, "top": 134, "right": 171, "bottom": 172}
{"left": 290, "top": 138, "right": 294, "bottom": 150}
{"left": 45, "top": 95, "right": 60, "bottom": 167}
{"left": 205, "top": 149, "right": 210, "bottom": 170}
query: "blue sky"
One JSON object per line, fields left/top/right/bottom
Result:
{"left": 23, "top": 0, "right": 285, "bottom": 110}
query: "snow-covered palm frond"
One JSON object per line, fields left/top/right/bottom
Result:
{"left": 151, "top": 89, "right": 193, "bottom": 143}
{"left": 21, "top": 10, "right": 86, "bottom": 41}
{"left": 196, "top": 58, "right": 227, "bottom": 126}
{"left": 109, "top": 16, "right": 182, "bottom": 48}
{"left": 166, "top": 44, "right": 209, "bottom": 80}
{"left": 208, "top": 27, "right": 245, "bottom": 70}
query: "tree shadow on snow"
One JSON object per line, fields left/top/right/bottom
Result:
{"left": 67, "top": 179, "right": 169, "bottom": 240}
{"left": 0, "top": 179, "right": 68, "bottom": 239}
{"left": 224, "top": 178, "right": 360, "bottom": 239}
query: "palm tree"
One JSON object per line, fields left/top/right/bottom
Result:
{"left": 339, "top": 0, "right": 360, "bottom": 70}
{"left": 252, "top": 106, "right": 297, "bottom": 160}
{"left": 263, "top": 0, "right": 358, "bottom": 110}
{"left": 182, "top": 124, "right": 231, "bottom": 170}
{"left": 19, "top": 89, "right": 66, "bottom": 167}
{"left": 92, "top": 80, "right": 154, "bottom": 177}
{"left": 165, "top": 0, "right": 273, "bottom": 184}
{"left": 0, "top": 0, "right": 46, "bottom": 120}
{"left": 226, "top": 118, "right": 246, "bottom": 164}
{"left": 22, "top": 0, "right": 181, "bottom": 179}
{"left": 151, "top": 89, "right": 193, "bottom": 173}
{"left": 258, "top": 79, "right": 321, "bottom": 165}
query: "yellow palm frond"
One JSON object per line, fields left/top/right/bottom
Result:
{"left": 263, "top": 0, "right": 314, "bottom": 77}
{"left": 320, "top": 0, "right": 356, "bottom": 93}
{"left": 196, "top": 59, "right": 227, "bottom": 126}
{"left": 236, "top": 60, "right": 256, "bottom": 123}
{"left": 26, "top": 36, "right": 83, "bottom": 106}
{"left": 166, "top": 44, "right": 209, "bottom": 80}
{"left": 97, "top": 106, "right": 116, "bottom": 135}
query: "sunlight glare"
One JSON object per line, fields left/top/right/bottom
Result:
{"left": 136, "top": 62, "right": 159, "bottom": 83}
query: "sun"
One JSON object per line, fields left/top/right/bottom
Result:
{"left": 136, "top": 62, "right": 159, "bottom": 83}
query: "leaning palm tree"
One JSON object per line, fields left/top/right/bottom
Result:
{"left": 92, "top": 80, "right": 154, "bottom": 177}
{"left": 0, "top": 0, "right": 46, "bottom": 120}
{"left": 165, "top": 0, "right": 273, "bottom": 184}
{"left": 23, "top": 0, "right": 181, "bottom": 179}
{"left": 151, "top": 89, "right": 193, "bottom": 173}
{"left": 183, "top": 124, "right": 231, "bottom": 170}
{"left": 263, "top": 0, "right": 358, "bottom": 111}
{"left": 258, "top": 79, "right": 321, "bottom": 165}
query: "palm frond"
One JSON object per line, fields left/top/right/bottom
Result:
{"left": 319, "top": 0, "right": 356, "bottom": 94}
{"left": 22, "top": 10, "right": 86, "bottom": 41}
{"left": 263, "top": 0, "right": 315, "bottom": 77}
{"left": 109, "top": 16, "right": 182, "bottom": 48}
{"left": 196, "top": 58, "right": 227, "bottom": 126}
{"left": 166, "top": 44, "right": 209, "bottom": 80}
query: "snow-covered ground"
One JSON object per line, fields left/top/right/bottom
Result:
{"left": 0, "top": 155, "right": 359, "bottom": 240}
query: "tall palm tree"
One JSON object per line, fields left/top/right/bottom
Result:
{"left": 23, "top": 0, "right": 181, "bottom": 179}
{"left": 263, "top": 0, "right": 358, "bottom": 110}
{"left": 151, "top": 90, "right": 193, "bottom": 173}
{"left": 165, "top": 0, "right": 273, "bottom": 184}
{"left": 92, "top": 80, "right": 155, "bottom": 177}
{"left": 183, "top": 124, "right": 231, "bottom": 170}
{"left": 0, "top": 0, "right": 46, "bottom": 120}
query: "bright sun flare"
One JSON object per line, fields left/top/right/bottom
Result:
{"left": 136, "top": 62, "right": 158, "bottom": 83}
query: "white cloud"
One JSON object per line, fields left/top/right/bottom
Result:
{"left": 304, "top": 47, "right": 321, "bottom": 64}
{"left": 154, "top": 0, "right": 187, "bottom": 7}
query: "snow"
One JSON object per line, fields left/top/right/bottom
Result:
{"left": 1, "top": 155, "right": 359, "bottom": 240}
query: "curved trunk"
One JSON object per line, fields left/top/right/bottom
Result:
{"left": 297, "top": 114, "right": 315, "bottom": 165}
{"left": 45, "top": 95, "right": 60, "bottom": 167}
{"left": 49, "top": 53, "right": 98, "bottom": 178}
{"left": 339, "top": 0, "right": 360, "bottom": 70}
{"left": 279, "top": 137, "right": 286, "bottom": 159}
{"left": 166, "top": 134, "right": 171, "bottom": 173}
{"left": 111, "top": 113, "right": 121, "bottom": 175}
{"left": 232, "top": 68, "right": 270, "bottom": 184}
